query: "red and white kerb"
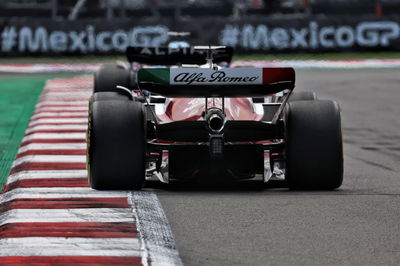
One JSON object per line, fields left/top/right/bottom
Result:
{"left": 0, "top": 76, "right": 181, "bottom": 266}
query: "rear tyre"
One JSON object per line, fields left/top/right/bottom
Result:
{"left": 284, "top": 100, "right": 343, "bottom": 190}
{"left": 289, "top": 91, "right": 317, "bottom": 102}
{"left": 87, "top": 99, "right": 146, "bottom": 190}
{"left": 91, "top": 91, "right": 131, "bottom": 103}
{"left": 94, "top": 64, "right": 132, "bottom": 94}
{"left": 88, "top": 92, "right": 131, "bottom": 122}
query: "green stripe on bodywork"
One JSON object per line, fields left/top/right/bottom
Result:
{"left": 138, "top": 68, "right": 170, "bottom": 85}
{"left": 0, "top": 77, "right": 45, "bottom": 189}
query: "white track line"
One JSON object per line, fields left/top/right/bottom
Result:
{"left": 130, "top": 191, "right": 183, "bottom": 266}
{"left": 2, "top": 61, "right": 400, "bottom": 73}
{"left": 0, "top": 238, "right": 141, "bottom": 257}
{"left": 0, "top": 64, "right": 101, "bottom": 73}
{"left": 12, "top": 155, "right": 86, "bottom": 167}
{"left": 231, "top": 59, "right": 400, "bottom": 69}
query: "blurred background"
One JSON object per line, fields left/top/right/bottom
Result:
{"left": 2, "top": 0, "right": 400, "bottom": 19}
{"left": 0, "top": 0, "right": 400, "bottom": 58}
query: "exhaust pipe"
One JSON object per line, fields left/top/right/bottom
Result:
{"left": 206, "top": 108, "right": 226, "bottom": 133}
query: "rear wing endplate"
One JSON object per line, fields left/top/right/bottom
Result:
{"left": 137, "top": 67, "right": 295, "bottom": 97}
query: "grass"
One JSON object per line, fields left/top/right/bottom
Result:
{"left": 0, "top": 77, "right": 47, "bottom": 188}
{"left": 0, "top": 52, "right": 400, "bottom": 64}
{"left": 0, "top": 73, "right": 83, "bottom": 190}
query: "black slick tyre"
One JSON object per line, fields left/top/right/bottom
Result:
{"left": 285, "top": 100, "right": 343, "bottom": 190}
{"left": 91, "top": 91, "right": 131, "bottom": 103}
{"left": 289, "top": 91, "right": 317, "bottom": 102}
{"left": 88, "top": 92, "right": 131, "bottom": 121}
{"left": 87, "top": 99, "right": 146, "bottom": 190}
{"left": 94, "top": 63, "right": 131, "bottom": 94}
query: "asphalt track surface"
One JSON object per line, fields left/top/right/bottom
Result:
{"left": 149, "top": 69, "right": 400, "bottom": 265}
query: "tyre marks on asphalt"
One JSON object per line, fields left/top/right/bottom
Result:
{"left": 0, "top": 76, "right": 182, "bottom": 265}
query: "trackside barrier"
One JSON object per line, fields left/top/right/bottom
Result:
{"left": 0, "top": 16, "right": 400, "bottom": 55}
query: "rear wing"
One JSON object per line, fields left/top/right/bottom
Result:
{"left": 137, "top": 67, "right": 295, "bottom": 97}
{"left": 126, "top": 46, "right": 234, "bottom": 65}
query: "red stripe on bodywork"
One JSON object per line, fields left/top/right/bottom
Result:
{"left": 0, "top": 198, "right": 129, "bottom": 212}
{"left": 262, "top": 67, "right": 295, "bottom": 84}
{"left": 21, "top": 139, "right": 86, "bottom": 147}
{"left": 0, "top": 256, "right": 142, "bottom": 264}
{"left": 10, "top": 162, "right": 86, "bottom": 174}
{"left": 16, "top": 149, "right": 86, "bottom": 159}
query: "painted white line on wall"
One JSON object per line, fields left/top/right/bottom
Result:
{"left": 0, "top": 238, "right": 141, "bottom": 257}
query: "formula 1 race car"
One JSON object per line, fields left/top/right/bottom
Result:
{"left": 87, "top": 46, "right": 343, "bottom": 191}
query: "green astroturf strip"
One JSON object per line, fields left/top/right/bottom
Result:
{"left": 0, "top": 77, "right": 45, "bottom": 189}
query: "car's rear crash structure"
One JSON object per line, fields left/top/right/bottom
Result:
{"left": 87, "top": 48, "right": 343, "bottom": 190}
